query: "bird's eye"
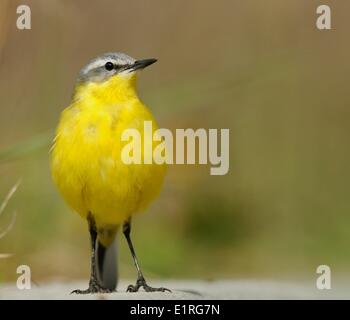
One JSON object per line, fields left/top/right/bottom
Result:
{"left": 105, "top": 62, "right": 114, "bottom": 71}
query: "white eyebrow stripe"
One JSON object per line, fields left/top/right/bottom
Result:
{"left": 83, "top": 57, "right": 133, "bottom": 75}
{"left": 84, "top": 58, "right": 111, "bottom": 74}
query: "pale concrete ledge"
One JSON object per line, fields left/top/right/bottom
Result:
{"left": 0, "top": 280, "right": 348, "bottom": 300}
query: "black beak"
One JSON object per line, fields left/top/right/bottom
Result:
{"left": 129, "top": 58, "right": 157, "bottom": 72}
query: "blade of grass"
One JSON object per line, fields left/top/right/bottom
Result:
{"left": 0, "top": 181, "right": 20, "bottom": 244}
{"left": 0, "top": 181, "right": 20, "bottom": 219}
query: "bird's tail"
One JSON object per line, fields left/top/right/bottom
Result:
{"left": 96, "top": 237, "right": 118, "bottom": 291}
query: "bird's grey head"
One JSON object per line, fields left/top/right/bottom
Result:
{"left": 77, "top": 52, "right": 157, "bottom": 84}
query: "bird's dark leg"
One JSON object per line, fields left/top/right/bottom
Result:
{"left": 123, "top": 218, "right": 171, "bottom": 293}
{"left": 71, "top": 213, "right": 113, "bottom": 294}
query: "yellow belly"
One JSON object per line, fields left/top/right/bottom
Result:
{"left": 50, "top": 100, "right": 166, "bottom": 228}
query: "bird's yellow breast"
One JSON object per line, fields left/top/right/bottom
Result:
{"left": 50, "top": 75, "right": 166, "bottom": 227}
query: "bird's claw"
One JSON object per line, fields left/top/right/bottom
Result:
{"left": 71, "top": 281, "right": 115, "bottom": 294}
{"left": 71, "top": 287, "right": 114, "bottom": 294}
{"left": 126, "top": 279, "right": 171, "bottom": 293}
{"left": 71, "top": 289, "right": 90, "bottom": 295}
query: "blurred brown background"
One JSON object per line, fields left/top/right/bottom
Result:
{"left": 0, "top": 0, "right": 350, "bottom": 284}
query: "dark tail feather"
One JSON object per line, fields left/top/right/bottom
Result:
{"left": 96, "top": 238, "right": 118, "bottom": 291}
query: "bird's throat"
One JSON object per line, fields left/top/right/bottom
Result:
{"left": 73, "top": 73, "right": 138, "bottom": 106}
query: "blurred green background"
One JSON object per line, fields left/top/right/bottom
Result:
{"left": 1, "top": 0, "right": 350, "bottom": 284}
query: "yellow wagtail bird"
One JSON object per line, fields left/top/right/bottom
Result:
{"left": 50, "top": 53, "right": 169, "bottom": 294}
